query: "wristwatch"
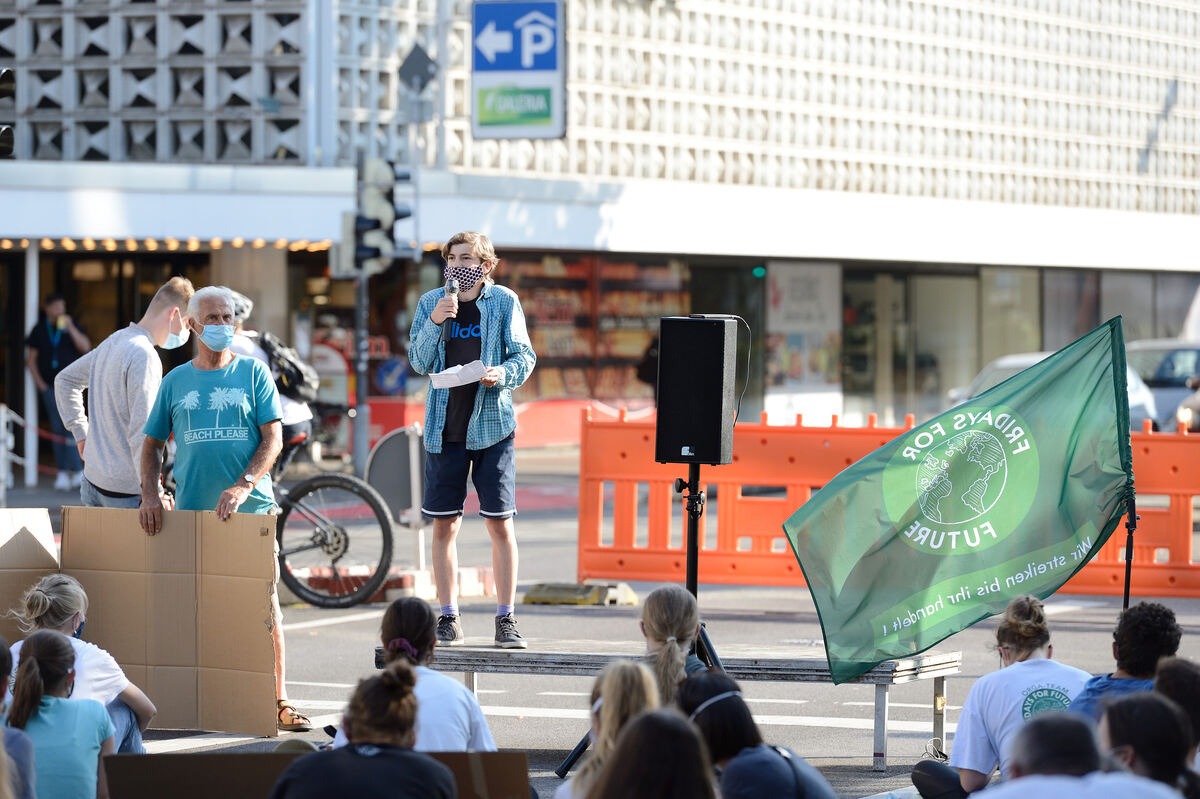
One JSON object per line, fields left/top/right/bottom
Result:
{"left": 241, "top": 473, "right": 256, "bottom": 488}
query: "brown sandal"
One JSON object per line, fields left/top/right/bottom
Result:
{"left": 277, "top": 700, "right": 313, "bottom": 732}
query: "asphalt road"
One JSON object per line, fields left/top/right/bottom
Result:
{"left": 18, "top": 453, "right": 1200, "bottom": 798}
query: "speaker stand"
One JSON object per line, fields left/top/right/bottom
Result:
{"left": 555, "top": 463, "right": 723, "bottom": 779}
{"left": 678, "top": 462, "right": 724, "bottom": 670}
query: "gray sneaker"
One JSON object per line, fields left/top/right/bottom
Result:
{"left": 436, "top": 614, "right": 465, "bottom": 646}
{"left": 494, "top": 613, "right": 528, "bottom": 649}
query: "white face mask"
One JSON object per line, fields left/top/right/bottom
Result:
{"left": 162, "top": 312, "right": 190, "bottom": 350}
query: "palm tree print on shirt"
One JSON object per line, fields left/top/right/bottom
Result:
{"left": 180, "top": 390, "right": 200, "bottom": 426}
{"left": 208, "top": 387, "right": 235, "bottom": 426}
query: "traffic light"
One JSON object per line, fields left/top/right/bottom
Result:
{"left": 0, "top": 69, "right": 14, "bottom": 158}
{"left": 355, "top": 158, "right": 413, "bottom": 275}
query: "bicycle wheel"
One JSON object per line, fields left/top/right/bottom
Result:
{"left": 276, "top": 472, "right": 395, "bottom": 609}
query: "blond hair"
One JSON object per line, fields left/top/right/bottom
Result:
{"left": 573, "top": 660, "right": 659, "bottom": 794}
{"left": 996, "top": 594, "right": 1050, "bottom": 657}
{"left": 146, "top": 276, "right": 195, "bottom": 316}
{"left": 642, "top": 585, "right": 700, "bottom": 705}
{"left": 8, "top": 574, "right": 88, "bottom": 634}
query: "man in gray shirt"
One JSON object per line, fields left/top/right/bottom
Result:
{"left": 55, "top": 277, "right": 195, "bottom": 507}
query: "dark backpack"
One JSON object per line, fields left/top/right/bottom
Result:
{"left": 257, "top": 331, "right": 320, "bottom": 403}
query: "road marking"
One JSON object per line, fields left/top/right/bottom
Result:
{"left": 1043, "top": 600, "right": 1103, "bottom": 616}
{"left": 744, "top": 698, "right": 809, "bottom": 706}
{"left": 282, "top": 611, "right": 383, "bottom": 631}
{"left": 287, "top": 681, "right": 355, "bottom": 689}
{"left": 291, "top": 699, "right": 350, "bottom": 710}
{"left": 478, "top": 705, "right": 958, "bottom": 733}
{"left": 538, "top": 691, "right": 590, "bottom": 697}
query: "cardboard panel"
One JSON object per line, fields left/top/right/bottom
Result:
{"left": 0, "top": 509, "right": 59, "bottom": 645}
{"left": 198, "top": 513, "right": 276, "bottom": 579}
{"left": 198, "top": 669, "right": 277, "bottom": 737}
{"left": 146, "top": 667, "right": 200, "bottom": 730}
{"left": 198, "top": 576, "right": 274, "bottom": 673}
{"left": 69, "top": 571, "right": 149, "bottom": 666}
{"left": 146, "top": 573, "right": 198, "bottom": 667}
{"left": 104, "top": 753, "right": 303, "bottom": 799}
{"left": 427, "top": 752, "right": 531, "bottom": 799}
{"left": 61, "top": 507, "right": 148, "bottom": 572}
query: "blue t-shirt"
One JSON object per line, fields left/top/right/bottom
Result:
{"left": 1068, "top": 673, "right": 1155, "bottom": 720}
{"left": 144, "top": 355, "right": 282, "bottom": 513}
{"left": 4, "top": 726, "right": 37, "bottom": 799}
{"left": 23, "top": 695, "right": 114, "bottom": 799}
{"left": 720, "top": 744, "right": 838, "bottom": 799}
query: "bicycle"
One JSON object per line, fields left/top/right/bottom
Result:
{"left": 163, "top": 405, "right": 396, "bottom": 609}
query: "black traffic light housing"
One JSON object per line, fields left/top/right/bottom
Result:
{"left": 354, "top": 158, "right": 414, "bottom": 273}
{"left": 0, "top": 69, "right": 13, "bottom": 158}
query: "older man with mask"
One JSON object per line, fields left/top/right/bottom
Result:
{"left": 138, "top": 285, "right": 310, "bottom": 732}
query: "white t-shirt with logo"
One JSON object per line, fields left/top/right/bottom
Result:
{"left": 949, "top": 657, "right": 1092, "bottom": 779}
{"left": 975, "top": 772, "right": 1181, "bottom": 799}
{"left": 7, "top": 637, "right": 130, "bottom": 706}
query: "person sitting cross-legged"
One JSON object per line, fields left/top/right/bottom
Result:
{"left": 912, "top": 595, "right": 1091, "bottom": 798}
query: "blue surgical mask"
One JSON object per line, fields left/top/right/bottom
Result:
{"left": 199, "top": 324, "right": 235, "bottom": 352}
{"left": 74, "top": 619, "right": 85, "bottom": 639}
{"left": 162, "top": 315, "right": 190, "bottom": 350}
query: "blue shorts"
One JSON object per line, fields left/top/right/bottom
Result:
{"left": 422, "top": 435, "right": 516, "bottom": 519}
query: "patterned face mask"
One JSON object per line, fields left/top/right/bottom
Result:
{"left": 444, "top": 264, "right": 486, "bottom": 292}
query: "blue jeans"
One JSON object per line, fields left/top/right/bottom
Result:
{"left": 80, "top": 478, "right": 141, "bottom": 509}
{"left": 40, "top": 387, "right": 82, "bottom": 472}
{"left": 107, "top": 697, "right": 145, "bottom": 754}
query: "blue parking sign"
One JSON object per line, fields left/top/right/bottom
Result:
{"left": 473, "top": 1, "right": 560, "bottom": 72}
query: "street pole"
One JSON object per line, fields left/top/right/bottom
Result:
{"left": 410, "top": 75, "right": 422, "bottom": 258}
{"left": 352, "top": 152, "right": 371, "bottom": 477}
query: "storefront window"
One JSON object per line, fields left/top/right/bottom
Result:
{"left": 911, "top": 274, "right": 979, "bottom": 419}
{"left": 1100, "top": 271, "right": 1154, "bottom": 343}
{"left": 1042, "top": 270, "right": 1099, "bottom": 350}
{"left": 980, "top": 267, "right": 1040, "bottom": 365}
{"left": 1154, "top": 273, "right": 1200, "bottom": 339}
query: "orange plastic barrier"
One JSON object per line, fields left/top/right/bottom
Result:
{"left": 577, "top": 410, "right": 1200, "bottom": 598}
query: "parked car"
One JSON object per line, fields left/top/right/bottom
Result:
{"left": 947, "top": 352, "right": 1158, "bottom": 430}
{"left": 1125, "top": 339, "right": 1200, "bottom": 431}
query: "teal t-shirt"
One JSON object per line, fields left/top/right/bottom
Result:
{"left": 144, "top": 355, "right": 282, "bottom": 513}
{"left": 24, "top": 695, "right": 114, "bottom": 799}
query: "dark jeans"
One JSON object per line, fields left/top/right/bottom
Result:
{"left": 40, "top": 387, "right": 82, "bottom": 471}
{"left": 912, "top": 760, "right": 969, "bottom": 799}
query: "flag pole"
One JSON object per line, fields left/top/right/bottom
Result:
{"left": 1122, "top": 494, "right": 1137, "bottom": 610}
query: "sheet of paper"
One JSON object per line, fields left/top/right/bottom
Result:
{"left": 431, "top": 360, "right": 487, "bottom": 389}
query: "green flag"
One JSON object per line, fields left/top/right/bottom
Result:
{"left": 785, "top": 318, "right": 1135, "bottom": 684}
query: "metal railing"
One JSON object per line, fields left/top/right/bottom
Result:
{"left": 0, "top": 403, "right": 34, "bottom": 507}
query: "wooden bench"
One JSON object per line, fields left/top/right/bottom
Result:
{"left": 428, "top": 639, "right": 961, "bottom": 771}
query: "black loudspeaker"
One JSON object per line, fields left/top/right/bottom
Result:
{"left": 654, "top": 315, "right": 738, "bottom": 465}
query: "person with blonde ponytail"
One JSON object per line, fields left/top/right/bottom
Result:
{"left": 268, "top": 661, "right": 455, "bottom": 799}
{"left": 331, "top": 597, "right": 494, "bottom": 752}
{"left": 640, "top": 585, "right": 705, "bottom": 705}
{"left": 7, "top": 630, "right": 114, "bottom": 799}
{"left": 7, "top": 574, "right": 155, "bottom": 753}
{"left": 912, "top": 594, "right": 1091, "bottom": 798}
{"left": 555, "top": 660, "right": 659, "bottom": 799}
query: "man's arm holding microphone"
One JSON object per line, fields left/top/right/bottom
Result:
{"left": 408, "top": 280, "right": 459, "bottom": 375}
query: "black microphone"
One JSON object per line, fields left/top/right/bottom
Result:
{"left": 441, "top": 279, "right": 459, "bottom": 343}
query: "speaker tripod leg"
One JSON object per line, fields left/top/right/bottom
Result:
{"left": 555, "top": 732, "right": 591, "bottom": 778}
{"left": 683, "top": 463, "right": 724, "bottom": 671}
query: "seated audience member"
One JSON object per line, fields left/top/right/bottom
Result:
{"left": 1069, "top": 601, "right": 1181, "bottom": 721}
{"left": 7, "top": 575, "right": 155, "bottom": 753}
{"left": 0, "top": 637, "right": 35, "bottom": 799}
{"left": 640, "top": 585, "right": 706, "bottom": 706}
{"left": 1154, "top": 656, "right": 1200, "bottom": 769}
{"left": 8, "top": 631, "right": 114, "bottom": 799}
{"left": 333, "top": 598, "right": 495, "bottom": 751}
{"left": 970, "top": 712, "right": 1178, "bottom": 797}
{"left": 1099, "top": 692, "right": 1200, "bottom": 799}
{"left": 556, "top": 660, "right": 659, "bottom": 799}
{"left": 676, "top": 670, "right": 836, "bottom": 799}
{"left": 269, "top": 661, "right": 456, "bottom": 799}
{"left": 912, "top": 595, "right": 1091, "bottom": 798}
{"left": 583, "top": 710, "right": 716, "bottom": 799}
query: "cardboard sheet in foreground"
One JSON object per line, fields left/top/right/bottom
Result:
{"left": 0, "top": 507, "right": 278, "bottom": 736}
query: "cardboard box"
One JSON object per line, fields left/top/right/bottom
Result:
{"left": 0, "top": 507, "right": 278, "bottom": 737}
{"left": 0, "top": 510, "right": 60, "bottom": 646}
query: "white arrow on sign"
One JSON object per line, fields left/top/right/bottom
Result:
{"left": 514, "top": 11, "right": 555, "bottom": 68}
{"left": 475, "top": 20, "right": 513, "bottom": 63}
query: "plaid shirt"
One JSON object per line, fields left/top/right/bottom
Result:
{"left": 408, "top": 281, "right": 536, "bottom": 453}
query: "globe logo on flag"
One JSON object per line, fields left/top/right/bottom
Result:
{"left": 916, "top": 430, "right": 1007, "bottom": 525}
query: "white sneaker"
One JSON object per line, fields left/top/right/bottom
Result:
{"left": 54, "top": 471, "right": 71, "bottom": 491}
{"left": 70, "top": 471, "right": 84, "bottom": 488}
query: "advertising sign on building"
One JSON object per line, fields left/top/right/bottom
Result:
{"left": 764, "top": 261, "right": 843, "bottom": 425}
{"left": 471, "top": 0, "right": 566, "bottom": 139}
